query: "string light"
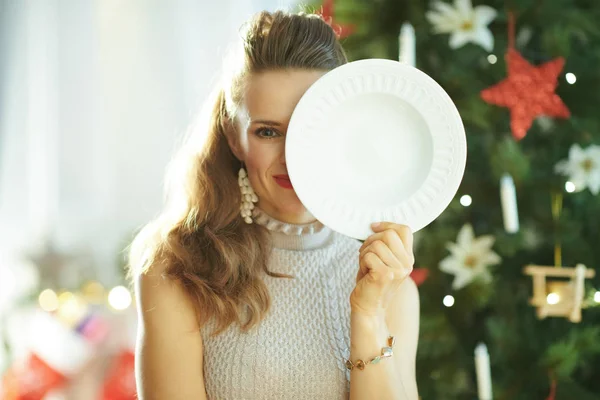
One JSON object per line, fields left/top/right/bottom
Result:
{"left": 546, "top": 292, "right": 560, "bottom": 305}
{"left": 565, "top": 73, "right": 576, "bottom": 84}
{"left": 594, "top": 291, "right": 600, "bottom": 303}
{"left": 443, "top": 295, "right": 455, "bottom": 307}
{"left": 460, "top": 195, "right": 472, "bottom": 207}
{"left": 565, "top": 181, "right": 576, "bottom": 193}
{"left": 487, "top": 54, "right": 497, "bottom": 64}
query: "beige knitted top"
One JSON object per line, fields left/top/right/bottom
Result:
{"left": 200, "top": 207, "right": 362, "bottom": 399}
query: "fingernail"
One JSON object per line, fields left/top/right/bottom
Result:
{"left": 371, "top": 222, "right": 380, "bottom": 229}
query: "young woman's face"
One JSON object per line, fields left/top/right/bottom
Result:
{"left": 231, "top": 69, "right": 327, "bottom": 225}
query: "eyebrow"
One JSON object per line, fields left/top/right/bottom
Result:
{"left": 250, "top": 119, "right": 283, "bottom": 126}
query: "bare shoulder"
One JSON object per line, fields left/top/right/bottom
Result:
{"left": 133, "top": 260, "right": 208, "bottom": 400}
{"left": 134, "top": 261, "right": 200, "bottom": 331}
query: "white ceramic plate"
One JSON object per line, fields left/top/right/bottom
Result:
{"left": 286, "top": 59, "right": 467, "bottom": 240}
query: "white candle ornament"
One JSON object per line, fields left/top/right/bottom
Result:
{"left": 474, "top": 342, "right": 493, "bottom": 400}
{"left": 398, "top": 22, "right": 416, "bottom": 67}
{"left": 500, "top": 173, "right": 519, "bottom": 233}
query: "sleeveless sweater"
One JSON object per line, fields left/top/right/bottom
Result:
{"left": 201, "top": 207, "right": 362, "bottom": 400}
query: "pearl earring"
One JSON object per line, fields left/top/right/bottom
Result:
{"left": 239, "top": 166, "right": 258, "bottom": 224}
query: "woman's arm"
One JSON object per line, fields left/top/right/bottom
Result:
{"left": 349, "top": 277, "right": 420, "bottom": 400}
{"left": 134, "top": 263, "right": 208, "bottom": 400}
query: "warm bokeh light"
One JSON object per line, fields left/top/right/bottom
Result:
{"left": 81, "top": 281, "right": 107, "bottom": 304}
{"left": 108, "top": 286, "right": 132, "bottom": 310}
{"left": 38, "top": 289, "right": 59, "bottom": 312}
{"left": 57, "top": 291, "right": 88, "bottom": 326}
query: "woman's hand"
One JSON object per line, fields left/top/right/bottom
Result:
{"left": 350, "top": 222, "right": 415, "bottom": 317}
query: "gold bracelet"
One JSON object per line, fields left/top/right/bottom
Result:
{"left": 344, "top": 335, "right": 396, "bottom": 371}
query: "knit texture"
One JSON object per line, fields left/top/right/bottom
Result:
{"left": 201, "top": 210, "right": 362, "bottom": 400}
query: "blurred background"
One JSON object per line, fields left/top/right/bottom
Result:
{"left": 1, "top": 0, "right": 599, "bottom": 399}
{"left": 0, "top": 0, "right": 295, "bottom": 399}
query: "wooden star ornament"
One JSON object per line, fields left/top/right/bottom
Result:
{"left": 481, "top": 48, "right": 571, "bottom": 140}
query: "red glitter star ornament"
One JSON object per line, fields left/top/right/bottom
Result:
{"left": 481, "top": 48, "right": 570, "bottom": 140}
{"left": 317, "top": 0, "right": 355, "bottom": 39}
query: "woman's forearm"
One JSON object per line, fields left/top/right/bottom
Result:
{"left": 348, "top": 313, "right": 411, "bottom": 400}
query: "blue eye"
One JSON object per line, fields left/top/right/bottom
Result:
{"left": 255, "top": 127, "right": 281, "bottom": 139}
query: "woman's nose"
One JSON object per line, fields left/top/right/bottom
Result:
{"left": 279, "top": 150, "right": 286, "bottom": 165}
{"left": 279, "top": 140, "right": 287, "bottom": 165}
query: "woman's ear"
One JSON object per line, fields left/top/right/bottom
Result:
{"left": 224, "top": 120, "right": 244, "bottom": 161}
{"left": 227, "top": 136, "right": 244, "bottom": 161}
{"left": 224, "top": 106, "right": 250, "bottom": 162}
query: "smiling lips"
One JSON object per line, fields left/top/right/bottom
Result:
{"left": 273, "top": 175, "right": 293, "bottom": 189}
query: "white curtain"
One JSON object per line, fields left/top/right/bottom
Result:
{"left": 0, "top": 0, "right": 298, "bottom": 285}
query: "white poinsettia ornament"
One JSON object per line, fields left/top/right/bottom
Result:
{"left": 426, "top": 0, "right": 497, "bottom": 52}
{"left": 439, "top": 224, "right": 501, "bottom": 290}
{"left": 554, "top": 143, "right": 600, "bottom": 195}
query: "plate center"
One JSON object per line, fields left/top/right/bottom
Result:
{"left": 324, "top": 92, "right": 433, "bottom": 208}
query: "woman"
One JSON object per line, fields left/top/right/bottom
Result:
{"left": 128, "top": 9, "right": 419, "bottom": 400}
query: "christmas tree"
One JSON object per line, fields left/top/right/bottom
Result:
{"left": 313, "top": 0, "right": 600, "bottom": 398}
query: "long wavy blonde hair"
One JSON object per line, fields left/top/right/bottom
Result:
{"left": 127, "top": 10, "right": 347, "bottom": 336}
